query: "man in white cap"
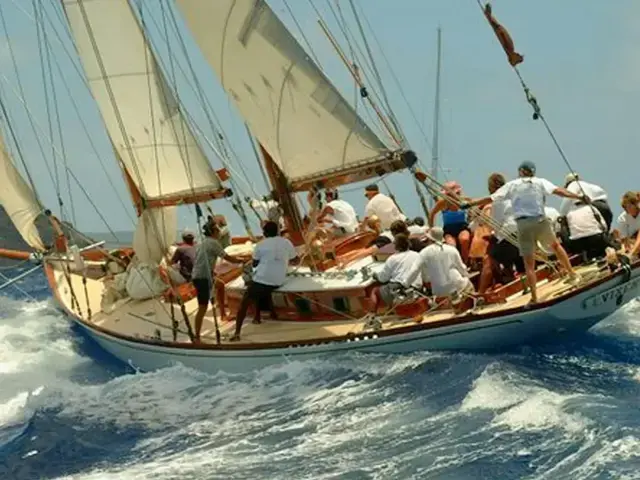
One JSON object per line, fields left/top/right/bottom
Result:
{"left": 461, "top": 161, "right": 585, "bottom": 304}
{"left": 404, "top": 226, "right": 474, "bottom": 298}
{"left": 560, "top": 172, "right": 611, "bottom": 231}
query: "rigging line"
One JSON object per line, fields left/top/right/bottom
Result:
{"left": 0, "top": 2, "right": 56, "bottom": 203}
{"left": 33, "top": 0, "right": 62, "bottom": 211}
{"left": 472, "top": 0, "right": 605, "bottom": 234}
{"left": 282, "top": 0, "right": 322, "bottom": 67}
{"left": 134, "top": 0, "right": 197, "bottom": 214}
{"left": 321, "top": 1, "right": 398, "bottom": 144}
{"left": 154, "top": 0, "right": 251, "bottom": 227}
{"left": 39, "top": 0, "right": 76, "bottom": 225}
{"left": 356, "top": 4, "right": 435, "bottom": 154}
{"left": 155, "top": 0, "right": 199, "bottom": 198}
{"left": 331, "top": 0, "right": 401, "bottom": 138}
{"left": 46, "top": 37, "right": 134, "bottom": 224}
{"left": 75, "top": 0, "right": 157, "bottom": 205}
{"left": 0, "top": 71, "right": 122, "bottom": 241}
{"left": 162, "top": 1, "right": 259, "bottom": 197}
{"left": 346, "top": 0, "right": 406, "bottom": 146}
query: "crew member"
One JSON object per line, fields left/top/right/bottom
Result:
{"left": 462, "top": 161, "right": 584, "bottom": 304}
{"left": 428, "top": 181, "right": 471, "bottom": 263}
{"left": 230, "top": 221, "right": 298, "bottom": 341}
{"left": 405, "top": 226, "right": 474, "bottom": 299}
{"left": 561, "top": 173, "right": 612, "bottom": 231}
{"left": 171, "top": 229, "right": 196, "bottom": 281}
{"left": 191, "top": 223, "right": 244, "bottom": 343}
{"left": 317, "top": 189, "right": 358, "bottom": 236}
{"left": 362, "top": 184, "right": 405, "bottom": 230}
{"left": 369, "top": 234, "right": 422, "bottom": 312}
{"left": 478, "top": 173, "right": 523, "bottom": 294}
{"left": 616, "top": 191, "right": 640, "bottom": 257}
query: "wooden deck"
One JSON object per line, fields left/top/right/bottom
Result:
{"left": 47, "top": 259, "right": 608, "bottom": 347}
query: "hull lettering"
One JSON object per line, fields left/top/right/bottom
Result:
{"left": 581, "top": 277, "right": 640, "bottom": 310}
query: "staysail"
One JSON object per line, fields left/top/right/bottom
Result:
{"left": 0, "top": 136, "right": 45, "bottom": 251}
{"left": 61, "top": 0, "right": 227, "bottom": 208}
{"left": 175, "top": 0, "right": 407, "bottom": 190}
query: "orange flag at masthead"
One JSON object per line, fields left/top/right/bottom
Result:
{"left": 483, "top": 3, "right": 524, "bottom": 67}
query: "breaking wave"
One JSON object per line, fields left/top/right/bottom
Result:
{"left": 1, "top": 274, "right": 640, "bottom": 479}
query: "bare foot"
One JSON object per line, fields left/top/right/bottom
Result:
{"left": 229, "top": 334, "right": 241, "bottom": 342}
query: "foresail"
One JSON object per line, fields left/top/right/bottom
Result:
{"left": 0, "top": 139, "right": 45, "bottom": 251}
{"left": 175, "top": 0, "right": 394, "bottom": 187}
{"left": 62, "top": 0, "right": 225, "bottom": 204}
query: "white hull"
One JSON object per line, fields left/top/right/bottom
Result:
{"left": 58, "top": 267, "right": 640, "bottom": 374}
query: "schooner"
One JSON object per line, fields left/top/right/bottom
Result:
{"left": 0, "top": 0, "right": 638, "bottom": 373}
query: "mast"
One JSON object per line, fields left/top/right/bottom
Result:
{"left": 259, "top": 144, "right": 304, "bottom": 245}
{"left": 430, "top": 27, "right": 442, "bottom": 208}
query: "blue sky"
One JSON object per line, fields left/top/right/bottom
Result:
{"left": 1, "top": 0, "right": 638, "bottom": 238}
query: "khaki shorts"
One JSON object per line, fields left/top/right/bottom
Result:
{"left": 516, "top": 216, "right": 557, "bottom": 257}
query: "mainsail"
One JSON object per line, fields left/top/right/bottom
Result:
{"left": 0, "top": 136, "right": 45, "bottom": 251}
{"left": 61, "top": 0, "right": 227, "bottom": 208}
{"left": 175, "top": 0, "right": 405, "bottom": 190}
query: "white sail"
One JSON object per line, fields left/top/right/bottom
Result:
{"left": 62, "top": 0, "right": 223, "bottom": 203}
{"left": 175, "top": 0, "right": 391, "bottom": 184}
{"left": 0, "top": 139, "right": 45, "bottom": 251}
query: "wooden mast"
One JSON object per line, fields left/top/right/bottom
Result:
{"left": 259, "top": 144, "right": 305, "bottom": 246}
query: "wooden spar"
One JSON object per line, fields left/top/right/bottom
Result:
{"left": 0, "top": 248, "right": 31, "bottom": 261}
{"left": 317, "top": 19, "right": 402, "bottom": 148}
{"left": 259, "top": 144, "right": 305, "bottom": 246}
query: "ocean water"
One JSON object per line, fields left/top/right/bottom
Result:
{"left": 1, "top": 268, "right": 640, "bottom": 479}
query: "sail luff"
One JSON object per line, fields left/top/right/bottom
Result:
{"left": 61, "top": 0, "right": 227, "bottom": 205}
{"left": 174, "top": 0, "right": 407, "bottom": 187}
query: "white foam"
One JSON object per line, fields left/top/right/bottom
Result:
{"left": 461, "top": 363, "right": 590, "bottom": 434}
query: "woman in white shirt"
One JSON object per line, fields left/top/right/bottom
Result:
{"left": 369, "top": 234, "right": 422, "bottom": 312}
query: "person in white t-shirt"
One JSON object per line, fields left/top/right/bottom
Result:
{"left": 560, "top": 204, "right": 608, "bottom": 260}
{"left": 362, "top": 184, "right": 405, "bottom": 230}
{"left": 616, "top": 191, "right": 640, "bottom": 257}
{"left": 560, "top": 173, "right": 612, "bottom": 231}
{"left": 462, "top": 161, "right": 584, "bottom": 304}
{"left": 317, "top": 189, "right": 359, "bottom": 236}
{"left": 230, "top": 221, "right": 298, "bottom": 342}
{"left": 369, "top": 234, "right": 422, "bottom": 312}
{"left": 404, "top": 226, "right": 474, "bottom": 298}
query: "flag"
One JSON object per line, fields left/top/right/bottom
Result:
{"left": 484, "top": 3, "right": 523, "bottom": 67}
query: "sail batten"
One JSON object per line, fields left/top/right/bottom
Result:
{"left": 175, "top": 0, "right": 398, "bottom": 185}
{"left": 62, "top": 0, "right": 224, "bottom": 204}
